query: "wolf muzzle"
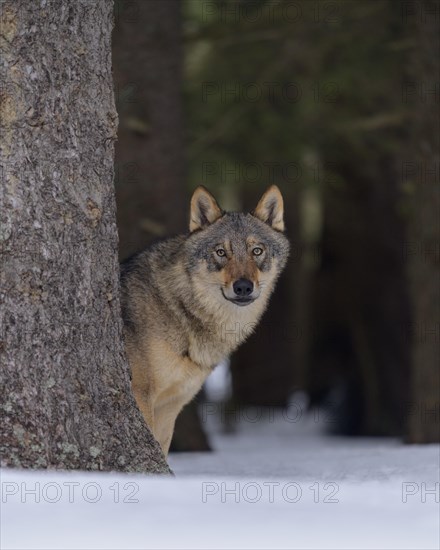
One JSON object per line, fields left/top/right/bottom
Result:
{"left": 227, "top": 278, "right": 255, "bottom": 306}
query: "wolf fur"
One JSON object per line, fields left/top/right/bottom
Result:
{"left": 120, "top": 185, "right": 289, "bottom": 455}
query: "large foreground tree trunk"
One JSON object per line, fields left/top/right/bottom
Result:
{"left": 0, "top": 0, "right": 170, "bottom": 472}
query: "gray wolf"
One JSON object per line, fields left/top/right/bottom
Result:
{"left": 120, "top": 185, "right": 289, "bottom": 455}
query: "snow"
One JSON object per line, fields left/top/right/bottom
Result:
{"left": 204, "top": 359, "right": 232, "bottom": 402}
{"left": 2, "top": 408, "right": 439, "bottom": 550}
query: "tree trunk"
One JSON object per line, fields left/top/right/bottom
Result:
{"left": 307, "top": 158, "right": 412, "bottom": 436}
{"left": 406, "top": 0, "right": 440, "bottom": 443}
{"left": 303, "top": 3, "right": 414, "bottom": 437}
{"left": 113, "top": 0, "right": 187, "bottom": 260}
{"left": 112, "top": 0, "right": 208, "bottom": 451}
{"left": 0, "top": 0, "right": 170, "bottom": 473}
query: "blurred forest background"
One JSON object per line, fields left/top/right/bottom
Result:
{"left": 112, "top": 0, "right": 439, "bottom": 448}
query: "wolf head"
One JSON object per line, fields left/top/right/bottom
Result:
{"left": 184, "top": 186, "right": 289, "bottom": 315}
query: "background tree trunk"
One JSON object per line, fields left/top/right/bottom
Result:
{"left": 112, "top": 0, "right": 209, "bottom": 451}
{"left": 405, "top": 0, "right": 440, "bottom": 443}
{"left": 0, "top": 0, "right": 170, "bottom": 473}
{"left": 306, "top": 158, "right": 412, "bottom": 436}
{"left": 304, "top": 3, "right": 413, "bottom": 436}
{"left": 113, "top": 0, "right": 187, "bottom": 260}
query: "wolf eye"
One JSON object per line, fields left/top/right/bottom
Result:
{"left": 216, "top": 248, "right": 226, "bottom": 257}
{"left": 253, "top": 247, "right": 263, "bottom": 256}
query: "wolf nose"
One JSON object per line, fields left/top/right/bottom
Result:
{"left": 233, "top": 278, "right": 254, "bottom": 297}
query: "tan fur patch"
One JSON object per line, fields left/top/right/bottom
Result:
{"left": 223, "top": 257, "right": 259, "bottom": 286}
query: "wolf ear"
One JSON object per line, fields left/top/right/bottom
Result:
{"left": 252, "top": 185, "right": 285, "bottom": 231}
{"left": 190, "top": 186, "right": 223, "bottom": 232}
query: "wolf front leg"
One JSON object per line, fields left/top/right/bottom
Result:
{"left": 132, "top": 386, "right": 155, "bottom": 440}
{"left": 153, "top": 399, "right": 190, "bottom": 456}
{"left": 160, "top": 424, "right": 176, "bottom": 457}
{"left": 127, "top": 346, "right": 160, "bottom": 445}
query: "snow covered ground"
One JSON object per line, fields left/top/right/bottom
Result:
{"left": 2, "top": 407, "right": 439, "bottom": 550}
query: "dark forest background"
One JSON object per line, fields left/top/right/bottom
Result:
{"left": 113, "top": 0, "right": 439, "bottom": 448}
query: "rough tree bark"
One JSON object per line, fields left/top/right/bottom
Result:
{"left": 0, "top": 0, "right": 170, "bottom": 472}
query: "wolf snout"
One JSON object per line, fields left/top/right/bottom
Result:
{"left": 233, "top": 278, "right": 254, "bottom": 297}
